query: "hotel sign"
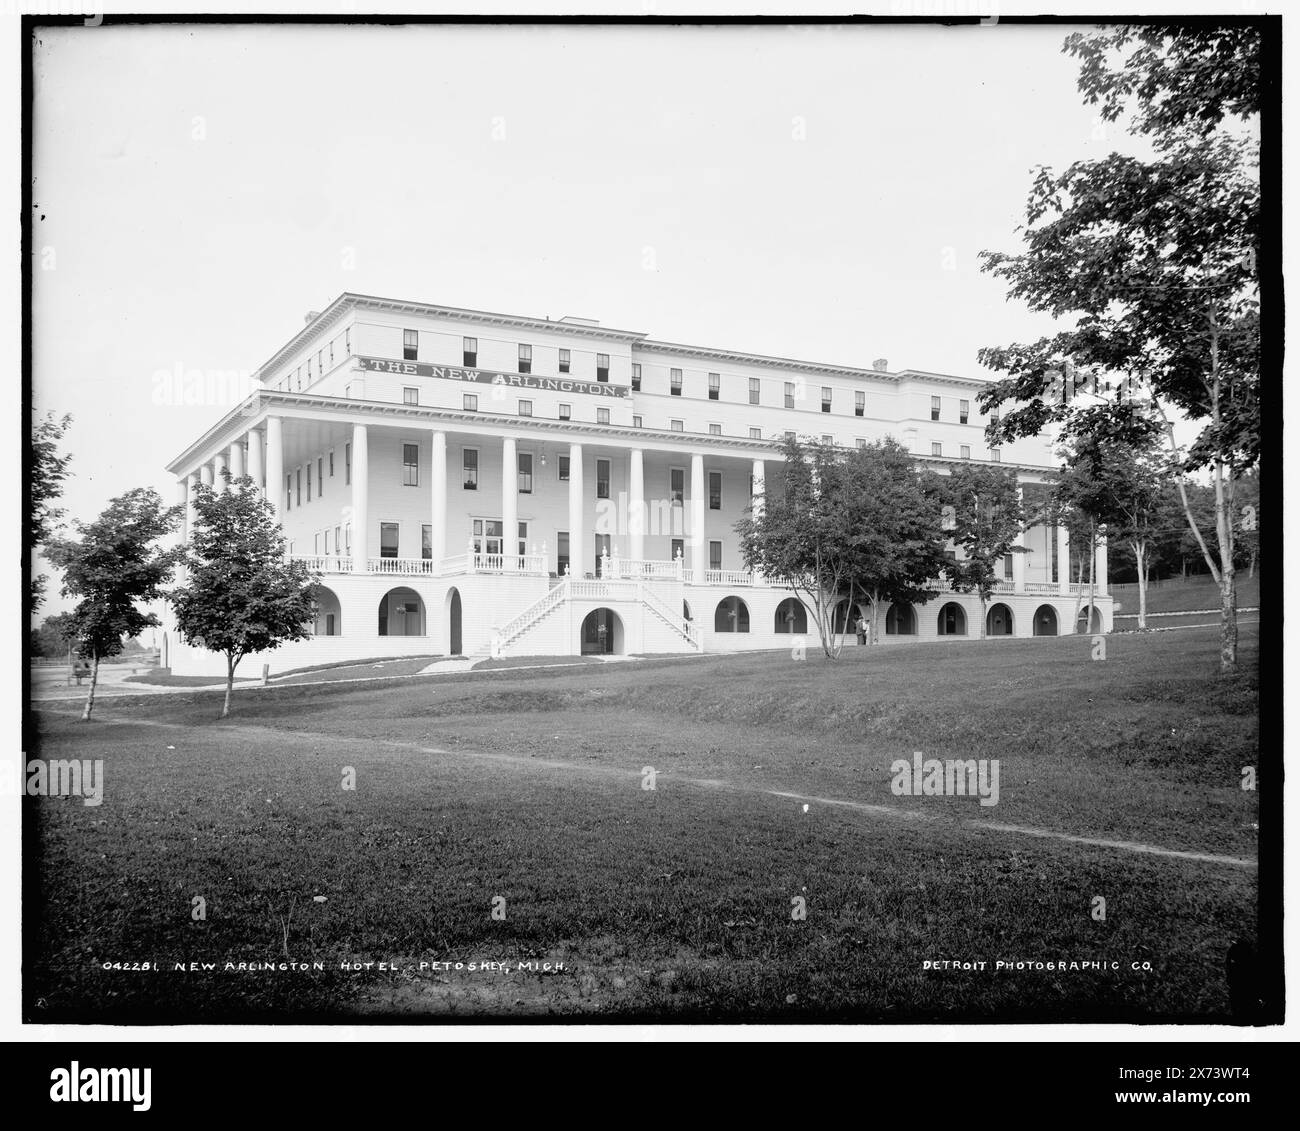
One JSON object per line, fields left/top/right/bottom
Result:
{"left": 360, "top": 357, "right": 629, "bottom": 398}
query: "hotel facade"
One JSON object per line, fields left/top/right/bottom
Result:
{"left": 163, "top": 293, "right": 1112, "bottom": 676}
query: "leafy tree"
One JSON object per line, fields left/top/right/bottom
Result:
{"left": 839, "top": 440, "right": 950, "bottom": 644}
{"left": 30, "top": 412, "right": 73, "bottom": 613}
{"left": 31, "top": 611, "right": 78, "bottom": 660}
{"left": 44, "top": 488, "right": 182, "bottom": 720}
{"left": 170, "top": 474, "right": 317, "bottom": 717}
{"left": 978, "top": 25, "right": 1262, "bottom": 673}
{"left": 940, "top": 464, "right": 1026, "bottom": 639}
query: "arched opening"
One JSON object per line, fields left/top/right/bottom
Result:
{"left": 580, "top": 608, "right": 624, "bottom": 655}
{"left": 986, "top": 603, "right": 1014, "bottom": 637}
{"left": 774, "top": 597, "right": 808, "bottom": 634}
{"left": 313, "top": 585, "right": 342, "bottom": 636}
{"left": 937, "top": 602, "right": 967, "bottom": 636}
{"left": 378, "top": 587, "right": 425, "bottom": 637}
{"left": 1077, "top": 604, "right": 1102, "bottom": 634}
{"left": 1033, "top": 604, "right": 1059, "bottom": 636}
{"left": 683, "top": 600, "right": 693, "bottom": 623}
{"left": 714, "top": 596, "right": 750, "bottom": 633}
{"left": 885, "top": 602, "right": 916, "bottom": 635}
{"left": 832, "top": 598, "right": 869, "bottom": 636}
{"left": 446, "top": 587, "right": 462, "bottom": 655}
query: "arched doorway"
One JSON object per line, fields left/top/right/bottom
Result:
{"left": 714, "top": 596, "right": 750, "bottom": 633}
{"left": 1033, "top": 604, "right": 1058, "bottom": 636}
{"left": 774, "top": 597, "right": 807, "bottom": 634}
{"left": 313, "top": 585, "right": 342, "bottom": 636}
{"left": 378, "top": 587, "right": 425, "bottom": 636}
{"left": 986, "top": 603, "right": 1014, "bottom": 636}
{"left": 580, "top": 608, "right": 624, "bottom": 655}
{"left": 1077, "top": 605, "right": 1102, "bottom": 634}
{"left": 937, "top": 602, "right": 966, "bottom": 636}
{"left": 832, "top": 597, "right": 868, "bottom": 635}
{"left": 446, "top": 588, "right": 462, "bottom": 655}
{"left": 886, "top": 602, "right": 916, "bottom": 635}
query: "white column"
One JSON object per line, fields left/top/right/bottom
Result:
{"left": 430, "top": 429, "right": 447, "bottom": 570}
{"left": 1056, "top": 524, "right": 1071, "bottom": 596}
{"left": 265, "top": 417, "right": 283, "bottom": 524}
{"left": 502, "top": 436, "right": 517, "bottom": 571}
{"left": 1095, "top": 530, "right": 1108, "bottom": 597}
{"left": 229, "top": 439, "right": 245, "bottom": 482}
{"left": 690, "top": 453, "right": 705, "bottom": 583}
{"left": 568, "top": 443, "right": 584, "bottom": 577}
{"left": 1012, "top": 485, "right": 1026, "bottom": 593}
{"left": 247, "top": 427, "right": 264, "bottom": 492}
{"left": 351, "top": 423, "right": 369, "bottom": 571}
{"left": 213, "top": 452, "right": 228, "bottom": 492}
{"left": 628, "top": 448, "right": 645, "bottom": 561}
{"left": 199, "top": 463, "right": 213, "bottom": 489}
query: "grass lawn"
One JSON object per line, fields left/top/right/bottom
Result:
{"left": 28, "top": 624, "right": 1260, "bottom": 1023}
{"left": 1112, "top": 574, "right": 1260, "bottom": 616}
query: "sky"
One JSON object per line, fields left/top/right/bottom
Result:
{"left": 30, "top": 19, "right": 1157, "bottom": 615}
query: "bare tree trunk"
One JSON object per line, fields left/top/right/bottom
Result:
{"left": 1071, "top": 538, "right": 1086, "bottom": 629}
{"left": 81, "top": 653, "right": 99, "bottom": 722}
{"left": 1249, "top": 547, "right": 1256, "bottom": 578}
{"left": 221, "top": 654, "right": 234, "bottom": 719}
{"left": 979, "top": 592, "right": 987, "bottom": 639}
{"left": 870, "top": 587, "right": 881, "bottom": 645}
{"left": 1134, "top": 541, "right": 1148, "bottom": 630}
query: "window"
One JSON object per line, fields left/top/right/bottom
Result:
{"left": 559, "top": 403, "right": 571, "bottom": 420}
{"left": 749, "top": 377, "right": 760, "bottom": 405}
{"left": 822, "top": 434, "right": 833, "bottom": 445}
{"left": 856, "top": 438, "right": 866, "bottom": 449}
{"left": 1004, "top": 553, "right": 1014, "bottom": 580}
{"left": 286, "top": 474, "right": 293, "bottom": 511}
{"left": 709, "top": 541, "right": 723, "bottom": 570}
{"left": 317, "top": 457, "right": 323, "bottom": 495}
{"left": 518, "top": 344, "right": 532, "bottom": 374}
{"left": 596, "top": 458, "right": 610, "bottom": 500}
{"left": 306, "top": 360, "right": 311, "bottom": 380}
{"left": 931, "top": 395, "right": 941, "bottom": 421}
{"left": 344, "top": 524, "right": 351, "bottom": 555}
{"left": 632, "top": 414, "right": 642, "bottom": 428}
{"left": 749, "top": 427, "right": 762, "bottom": 439}
{"left": 345, "top": 442, "right": 351, "bottom": 485}
{"left": 855, "top": 390, "right": 865, "bottom": 417}
{"left": 558, "top": 455, "right": 570, "bottom": 482}
{"left": 785, "top": 430, "right": 795, "bottom": 441}
{"left": 597, "top": 407, "right": 610, "bottom": 425}
{"left": 960, "top": 445, "right": 971, "bottom": 460}
{"left": 558, "top": 348, "right": 571, "bottom": 374}
{"left": 403, "top": 387, "right": 419, "bottom": 405}
{"left": 709, "top": 423, "right": 722, "bottom": 436}
{"left": 557, "top": 531, "right": 569, "bottom": 575}
{"left": 821, "top": 387, "right": 832, "bottom": 413}
{"left": 345, "top": 329, "right": 350, "bottom": 354}
{"left": 932, "top": 442, "right": 943, "bottom": 456}
{"left": 631, "top": 363, "right": 641, "bottom": 391}
{"left": 317, "top": 349, "right": 323, "bottom": 374}
{"left": 671, "top": 537, "right": 684, "bottom": 562}
{"left": 990, "top": 410, "right": 1000, "bottom": 425}
{"left": 380, "top": 523, "right": 399, "bottom": 558}
{"left": 784, "top": 381, "right": 795, "bottom": 409}
{"left": 518, "top": 399, "right": 533, "bottom": 417}
{"left": 518, "top": 453, "right": 533, "bottom": 494}
{"left": 960, "top": 399, "right": 970, "bottom": 424}
{"left": 463, "top": 337, "right": 477, "bottom": 367}
{"left": 329, "top": 451, "right": 335, "bottom": 478}
{"left": 709, "top": 471, "right": 722, "bottom": 510}
{"left": 319, "top": 531, "right": 326, "bottom": 556}
{"left": 296, "top": 468, "right": 302, "bottom": 506}
{"left": 464, "top": 393, "right": 478, "bottom": 411}
{"left": 403, "top": 329, "right": 418, "bottom": 361}
{"left": 403, "top": 443, "right": 419, "bottom": 486}
{"left": 670, "top": 468, "right": 685, "bottom": 504}
{"left": 423, "top": 525, "right": 433, "bottom": 562}
{"left": 329, "top": 341, "right": 334, "bottom": 364}
{"left": 597, "top": 354, "right": 609, "bottom": 382}
{"left": 670, "top": 419, "right": 683, "bottom": 432}
{"left": 708, "top": 372, "right": 720, "bottom": 400}
{"left": 991, "top": 448, "right": 1002, "bottom": 462}
{"left": 463, "top": 448, "right": 478, "bottom": 490}
{"left": 334, "top": 525, "right": 341, "bottom": 552}
{"left": 670, "top": 368, "right": 682, "bottom": 396}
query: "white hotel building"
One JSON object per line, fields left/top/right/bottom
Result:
{"left": 163, "top": 293, "right": 1112, "bottom": 676}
